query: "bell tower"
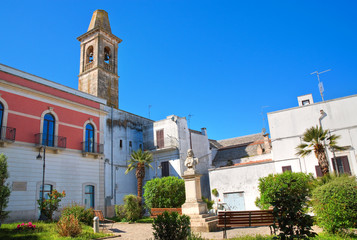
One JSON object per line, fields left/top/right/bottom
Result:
{"left": 77, "top": 10, "right": 122, "bottom": 108}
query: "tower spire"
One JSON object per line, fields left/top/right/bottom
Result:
{"left": 87, "top": 9, "right": 112, "bottom": 33}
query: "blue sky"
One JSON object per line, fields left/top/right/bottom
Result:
{"left": 1, "top": 1, "right": 356, "bottom": 140}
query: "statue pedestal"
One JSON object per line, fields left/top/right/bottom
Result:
{"left": 182, "top": 173, "right": 217, "bottom": 232}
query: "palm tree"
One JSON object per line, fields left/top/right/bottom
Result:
{"left": 296, "top": 125, "right": 346, "bottom": 176}
{"left": 125, "top": 149, "right": 153, "bottom": 200}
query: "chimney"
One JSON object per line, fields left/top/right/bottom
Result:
{"left": 263, "top": 133, "right": 271, "bottom": 153}
{"left": 201, "top": 128, "right": 207, "bottom": 136}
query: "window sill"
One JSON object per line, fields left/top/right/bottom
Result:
{"left": 35, "top": 145, "right": 64, "bottom": 154}
{"left": 82, "top": 152, "right": 103, "bottom": 159}
{"left": 0, "top": 139, "right": 15, "bottom": 147}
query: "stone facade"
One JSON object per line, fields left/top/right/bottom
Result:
{"left": 77, "top": 10, "right": 122, "bottom": 108}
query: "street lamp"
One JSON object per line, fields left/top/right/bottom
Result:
{"left": 36, "top": 146, "right": 47, "bottom": 220}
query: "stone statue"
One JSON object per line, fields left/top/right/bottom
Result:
{"left": 184, "top": 149, "right": 198, "bottom": 175}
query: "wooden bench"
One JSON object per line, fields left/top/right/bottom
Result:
{"left": 217, "top": 210, "right": 275, "bottom": 239}
{"left": 93, "top": 210, "right": 115, "bottom": 231}
{"left": 150, "top": 208, "right": 182, "bottom": 218}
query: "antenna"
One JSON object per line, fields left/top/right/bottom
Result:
{"left": 187, "top": 114, "right": 194, "bottom": 129}
{"left": 311, "top": 69, "right": 331, "bottom": 101}
{"left": 187, "top": 114, "right": 194, "bottom": 149}
{"left": 148, "top": 105, "right": 152, "bottom": 118}
{"left": 261, "top": 106, "right": 270, "bottom": 134}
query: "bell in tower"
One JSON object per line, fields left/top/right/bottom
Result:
{"left": 77, "top": 9, "right": 122, "bottom": 108}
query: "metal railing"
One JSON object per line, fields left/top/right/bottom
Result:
{"left": 35, "top": 133, "right": 67, "bottom": 148}
{"left": 0, "top": 126, "right": 16, "bottom": 142}
{"left": 81, "top": 141, "right": 104, "bottom": 154}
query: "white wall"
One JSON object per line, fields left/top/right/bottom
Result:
{"left": 209, "top": 161, "right": 276, "bottom": 210}
{"left": 2, "top": 144, "right": 104, "bottom": 222}
{"left": 268, "top": 94, "right": 357, "bottom": 176}
{"left": 103, "top": 106, "right": 153, "bottom": 206}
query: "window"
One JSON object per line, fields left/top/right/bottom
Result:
{"left": 42, "top": 113, "right": 55, "bottom": 147}
{"left": 315, "top": 165, "right": 323, "bottom": 177}
{"left": 161, "top": 161, "right": 169, "bottom": 177}
{"left": 129, "top": 141, "right": 132, "bottom": 148}
{"left": 104, "top": 47, "right": 111, "bottom": 64}
{"left": 84, "top": 185, "right": 95, "bottom": 209}
{"left": 120, "top": 140, "right": 123, "bottom": 148}
{"left": 85, "top": 124, "right": 94, "bottom": 152}
{"left": 156, "top": 129, "right": 164, "bottom": 149}
{"left": 332, "top": 156, "right": 351, "bottom": 175}
{"left": 139, "top": 144, "right": 142, "bottom": 150}
{"left": 86, "top": 46, "right": 94, "bottom": 63}
{"left": 302, "top": 100, "right": 310, "bottom": 105}
{"left": 282, "top": 166, "right": 292, "bottom": 172}
{"left": 0, "top": 102, "right": 3, "bottom": 136}
{"left": 39, "top": 184, "right": 53, "bottom": 202}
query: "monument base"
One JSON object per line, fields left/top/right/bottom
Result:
{"left": 182, "top": 173, "right": 218, "bottom": 232}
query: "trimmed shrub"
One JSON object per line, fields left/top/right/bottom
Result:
{"left": 56, "top": 214, "right": 82, "bottom": 237}
{"left": 211, "top": 188, "right": 218, "bottom": 197}
{"left": 143, "top": 176, "right": 185, "bottom": 209}
{"left": 123, "top": 194, "right": 142, "bottom": 222}
{"left": 312, "top": 175, "right": 357, "bottom": 233}
{"left": 256, "top": 171, "right": 316, "bottom": 239}
{"left": 202, "top": 197, "right": 214, "bottom": 210}
{"left": 61, "top": 203, "right": 94, "bottom": 226}
{"left": 115, "top": 204, "right": 127, "bottom": 220}
{"left": 255, "top": 171, "right": 314, "bottom": 210}
{"left": 152, "top": 211, "right": 190, "bottom": 240}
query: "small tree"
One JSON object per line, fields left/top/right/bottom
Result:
{"left": 0, "top": 154, "right": 11, "bottom": 225}
{"left": 125, "top": 149, "right": 153, "bottom": 202}
{"left": 256, "top": 171, "right": 316, "bottom": 239}
{"left": 37, "top": 189, "right": 66, "bottom": 221}
{"left": 296, "top": 126, "right": 346, "bottom": 176}
{"left": 143, "top": 176, "right": 185, "bottom": 209}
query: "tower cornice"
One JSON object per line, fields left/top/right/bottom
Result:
{"left": 77, "top": 28, "right": 122, "bottom": 44}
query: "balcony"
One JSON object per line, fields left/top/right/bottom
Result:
{"left": 81, "top": 141, "right": 104, "bottom": 157}
{"left": 104, "top": 62, "right": 113, "bottom": 72}
{"left": 0, "top": 126, "right": 16, "bottom": 146}
{"left": 35, "top": 133, "right": 67, "bottom": 152}
{"left": 84, "top": 62, "right": 94, "bottom": 71}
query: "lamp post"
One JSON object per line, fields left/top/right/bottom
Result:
{"left": 36, "top": 146, "right": 47, "bottom": 220}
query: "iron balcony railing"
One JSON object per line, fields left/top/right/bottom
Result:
{"left": 35, "top": 133, "right": 67, "bottom": 148}
{"left": 81, "top": 141, "right": 104, "bottom": 154}
{"left": 0, "top": 126, "right": 16, "bottom": 142}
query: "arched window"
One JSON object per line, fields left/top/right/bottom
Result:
{"left": 104, "top": 47, "right": 111, "bottom": 64}
{"left": 85, "top": 123, "right": 94, "bottom": 152}
{"left": 39, "top": 184, "right": 53, "bottom": 202}
{"left": 43, "top": 113, "right": 55, "bottom": 147}
{"left": 84, "top": 185, "right": 95, "bottom": 209}
{"left": 86, "top": 46, "right": 94, "bottom": 63}
{"left": 0, "top": 102, "right": 4, "bottom": 132}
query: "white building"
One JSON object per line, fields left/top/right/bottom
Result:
{"left": 143, "top": 115, "right": 213, "bottom": 198}
{"left": 268, "top": 93, "right": 357, "bottom": 176}
{"left": 208, "top": 133, "right": 273, "bottom": 211}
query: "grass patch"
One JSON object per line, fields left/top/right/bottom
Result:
{"left": 0, "top": 221, "right": 110, "bottom": 240}
{"left": 135, "top": 217, "right": 153, "bottom": 223}
{"left": 228, "top": 232, "right": 357, "bottom": 239}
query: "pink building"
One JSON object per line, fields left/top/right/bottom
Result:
{"left": 0, "top": 64, "right": 107, "bottom": 221}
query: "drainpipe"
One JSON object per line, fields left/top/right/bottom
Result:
{"left": 111, "top": 106, "right": 114, "bottom": 202}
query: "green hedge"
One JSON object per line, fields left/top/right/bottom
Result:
{"left": 143, "top": 176, "right": 185, "bottom": 209}
{"left": 312, "top": 175, "right": 357, "bottom": 233}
